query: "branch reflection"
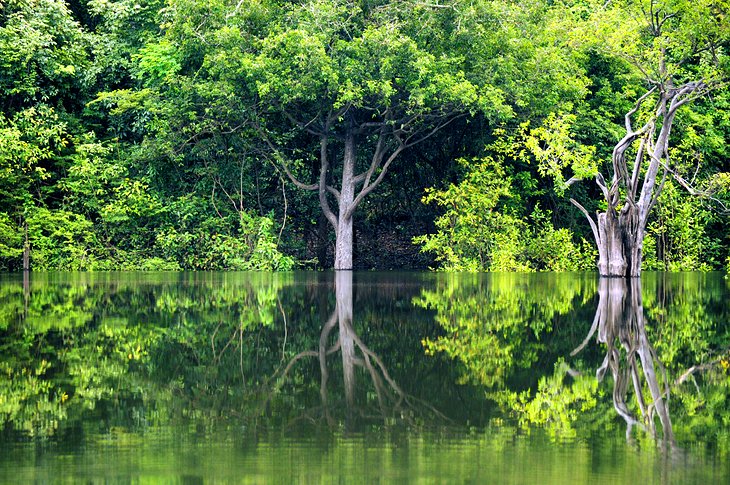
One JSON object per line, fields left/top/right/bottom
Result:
{"left": 270, "top": 271, "right": 445, "bottom": 428}
{"left": 572, "top": 278, "right": 675, "bottom": 446}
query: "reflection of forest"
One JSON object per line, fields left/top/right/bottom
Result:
{"left": 418, "top": 272, "right": 730, "bottom": 445}
{"left": 0, "top": 272, "right": 298, "bottom": 437}
{"left": 0, "top": 271, "right": 457, "bottom": 437}
{"left": 1, "top": 272, "right": 728, "bottom": 445}
{"left": 416, "top": 272, "right": 599, "bottom": 388}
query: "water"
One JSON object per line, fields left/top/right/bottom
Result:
{"left": 1, "top": 271, "right": 728, "bottom": 483}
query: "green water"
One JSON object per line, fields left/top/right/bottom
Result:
{"left": 1, "top": 271, "right": 728, "bottom": 483}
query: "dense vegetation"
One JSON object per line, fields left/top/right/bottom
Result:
{"left": 1, "top": 0, "right": 728, "bottom": 272}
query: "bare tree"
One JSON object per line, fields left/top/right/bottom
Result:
{"left": 541, "top": 0, "right": 728, "bottom": 277}
{"left": 571, "top": 81, "right": 709, "bottom": 277}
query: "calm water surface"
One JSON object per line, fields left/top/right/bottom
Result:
{"left": 1, "top": 271, "right": 728, "bottom": 483}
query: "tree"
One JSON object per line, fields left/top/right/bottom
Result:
{"left": 190, "top": 0, "right": 505, "bottom": 269}
{"left": 529, "top": 0, "right": 730, "bottom": 277}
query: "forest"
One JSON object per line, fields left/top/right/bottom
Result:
{"left": 1, "top": 0, "right": 728, "bottom": 273}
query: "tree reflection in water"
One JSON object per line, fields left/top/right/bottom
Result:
{"left": 266, "top": 271, "right": 446, "bottom": 428}
{"left": 418, "top": 272, "right": 730, "bottom": 447}
{"left": 572, "top": 278, "right": 675, "bottom": 446}
{"left": 2, "top": 271, "right": 727, "bottom": 448}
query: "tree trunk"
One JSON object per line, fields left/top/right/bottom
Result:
{"left": 334, "top": 216, "right": 354, "bottom": 270}
{"left": 596, "top": 204, "right": 643, "bottom": 278}
{"left": 318, "top": 303, "right": 338, "bottom": 427}
{"left": 334, "top": 129, "right": 356, "bottom": 270}
{"left": 336, "top": 270, "right": 356, "bottom": 410}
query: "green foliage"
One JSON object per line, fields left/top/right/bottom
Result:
{"left": 415, "top": 155, "right": 596, "bottom": 272}
{"left": 0, "top": 106, "right": 67, "bottom": 202}
{"left": 0, "top": 0, "right": 89, "bottom": 109}
{"left": 524, "top": 113, "right": 597, "bottom": 196}
{"left": 156, "top": 210, "right": 295, "bottom": 271}
{"left": 645, "top": 181, "right": 723, "bottom": 271}
{"left": 527, "top": 207, "right": 597, "bottom": 271}
{"left": 0, "top": 106, "right": 100, "bottom": 269}
{"left": 493, "top": 360, "right": 602, "bottom": 441}
{"left": 0, "top": 272, "right": 295, "bottom": 437}
{"left": 414, "top": 156, "right": 527, "bottom": 271}
{"left": 26, "top": 207, "right": 96, "bottom": 270}
{"left": 0, "top": 212, "right": 22, "bottom": 262}
{"left": 0, "top": 0, "right": 726, "bottom": 271}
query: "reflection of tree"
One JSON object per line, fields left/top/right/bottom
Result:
{"left": 0, "top": 272, "right": 291, "bottom": 437}
{"left": 572, "top": 278, "right": 674, "bottom": 445}
{"left": 268, "top": 271, "right": 444, "bottom": 427}
{"left": 495, "top": 273, "right": 730, "bottom": 445}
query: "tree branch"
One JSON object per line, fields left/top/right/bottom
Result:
{"left": 675, "top": 358, "right": 725, "bottom": 386}
{"left": 254, "top": 121, "right": 319, "bottom": 191}
{"left": 345, "top": 143, "right": 405, "bottom": 220}
{"left": 570, "top": 198, "right": 601, "bottom": 245}
{"left": 595, "top": 172, "right": 611, "bottom": 205}
{"left": 656, "top": 156, "right": 730, "bottom": 212}
{"left": 625, "top": 86, "right": 657, "bottom": 133}
{"left": 571, "top": 302, "right": 603, "bottom": 356}
{"left": 667, "top": 81, "right": 707, "bottom": 118}
{"left": 403, "top": 112, "right": 467, "bottom": 148}
{"left": 318, "top": 134, "right": 339, "bottom": 230}
{"left": 353, "top": 120, "right": 389, "bottom": 187}
{"left": 629, "top": 133, "right": 650, "bottom": 199}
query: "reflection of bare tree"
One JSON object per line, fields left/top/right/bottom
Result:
{"left": 268, "top": 271, "right": 446, "bottom": 427}
{"left": 572, "top": 278, "right": 674, "bottom": 446}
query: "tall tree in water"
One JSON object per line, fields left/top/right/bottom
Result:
{"left": 529, "top": 0, "right": 729, "bottom": 277}
{"left": 134, "top": 0, "right": 507, "bottom": 269}
{"left": 237, "top": 1, "right": 512, "bottom": 269}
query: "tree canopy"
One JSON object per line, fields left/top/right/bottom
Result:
{"left": 0, "top": 0, "right": 727, "bottom": 271}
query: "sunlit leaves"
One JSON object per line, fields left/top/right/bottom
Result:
{"left": 414, "top": 156, "right": 527, "bottom": 271}
{"left": 525, "top": 113, "right": 598, "bottom": 195}
{"left": 0, "top": 0, "right": 88, "bottom": 107}
{"left": 645, "top": 181, "right": 724, "bottom": 271}
{"left": 134, "top": 40, "right": 182, "bottom": 87}
{"left": 415, "top": 152, "right": 596, "bottom": 272}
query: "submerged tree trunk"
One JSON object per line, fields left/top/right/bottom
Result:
{"left": 334, "top": 131, "right": 357, "bottom": 270}
{"left": 595, "top": 204, "right": 643, "bottom": 278}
